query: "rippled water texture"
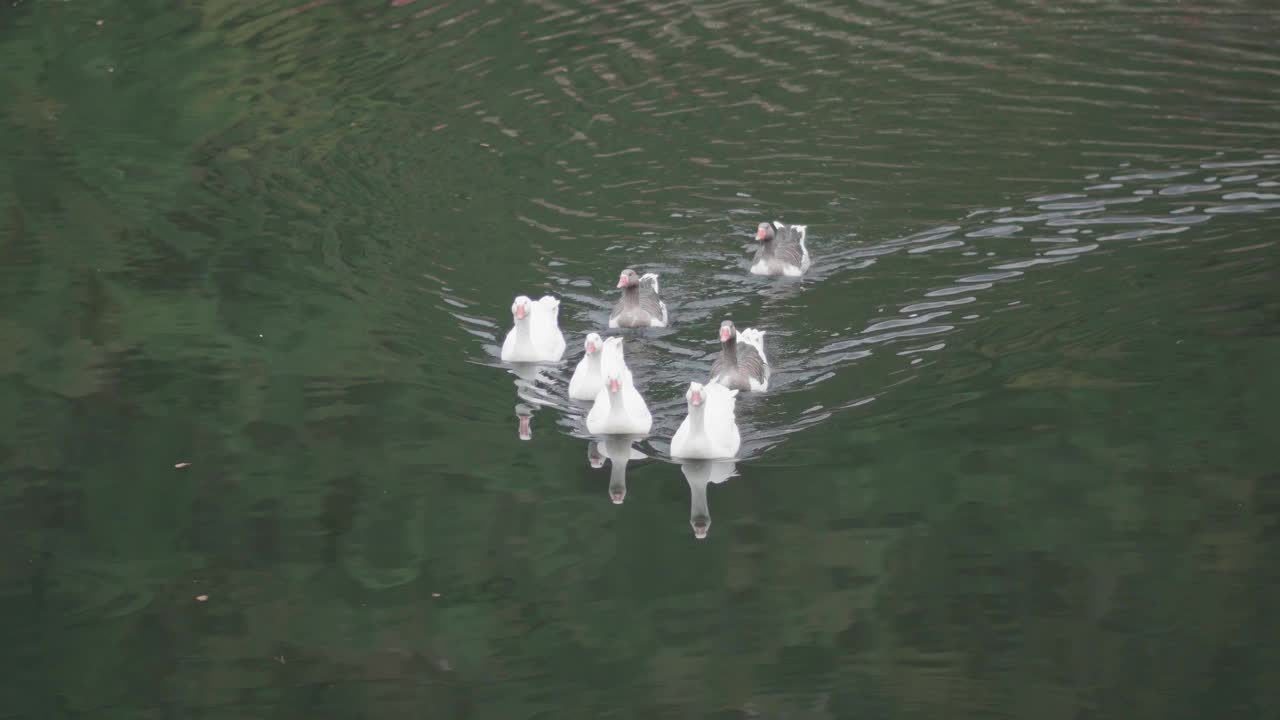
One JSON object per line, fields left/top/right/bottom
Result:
{"left": 2, "top": 1, "right": 1279, "bottom": 718}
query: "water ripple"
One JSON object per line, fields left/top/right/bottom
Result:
{"left": 435, "top": 149, "right": 1280, "bottom": 464}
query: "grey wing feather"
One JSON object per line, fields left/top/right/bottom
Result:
{"left": 709, "top": 352, "right": 728, "bottom": 378}
{"left": 638, "top": 285, "right": 665, "bottom": 320}
{"left": 737, "top": 344, "right": 768, "bottom": 381}
{"left": 774, "top": 226, "right": 807, "bottom": 267}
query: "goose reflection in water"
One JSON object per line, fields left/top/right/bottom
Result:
{"left": 587, "top": 435, "right": 647, "bottom": 504}
{"left": 506, "top": 361, "right": 558, "bottom": 442}
{"left": 680, "top": 460, "right": 737, "bottom": 539}
{"left": 586, "top": 441, "right": 605, "bottom": 469}
{"left": 515, "top": 403, "right": 534, "bottom": 441}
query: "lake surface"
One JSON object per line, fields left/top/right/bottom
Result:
{"left": 3, "top": 0, "right": 1279, "bottom": 717}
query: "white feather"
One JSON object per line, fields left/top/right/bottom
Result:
{"left": 502, "top": 294, "right": 566, "bottom": 363}
{"left": 568, "top": 332, "right": 606, "bottom": 401}
{"left": 649, "top": 300, "right": 669, "bottom": 327}
{"left": 671, "top": 382, "right": 740, "bottom": 459}
{"left": 794, "top": 225, "right": 811, "bottom": 271}
{"left": 736, "top": 328, "right": 769, "bottom": 365}
{"left": 586, "top": 338, "right": 651, "bottom": 435}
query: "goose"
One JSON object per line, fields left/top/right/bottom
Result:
{"left": 501, "top": 295, "right": 566, "bottom": 362}
{"left": 709, "top": 320, "right": 770, "bottom": 392}
{"left": 671, "top": 381, "right": 741, "bottom": 460}
{"left": 609, "top": 268, "right": 668, "bottom": 328}
{"left": 751, "top": 221, "right": 811, "bottom": 277}
{"left": 568, "top": 332, "right": 607, "bottom": 401}
{"left": 585, "top": 337, "right": 652, "bottom": 435}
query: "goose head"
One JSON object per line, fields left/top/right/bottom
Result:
{"left": 755, "top": 222, "right": 775, "bottom": 242}
{"left": 511, "top": 295, "right": 533, "bottom": 321}
{"left": 605, "top": 369, "right": 624, "bottom": 395}
{"left": 686, "top": 381, "right": 706, "bottom": 409}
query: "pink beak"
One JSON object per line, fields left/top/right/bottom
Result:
{"left": 586, "top": 342, "right": 597, "bottom": 354}
{"left": 756, "top": 227, "right": 767, "bottom": 240}
{"left": 617, "top": 275, "right": 628, "bottom": 288}
{"left": 690, "top": 390, "right": 703, "bottom": 406}
{"left": 608, "top": 377, "right": 621, "bottom": 393}
{"left": 514, "top": 304, "right": 527, "bottom": 319}
{"left": 720, "top": 328, "right": 731, "bottom": 342}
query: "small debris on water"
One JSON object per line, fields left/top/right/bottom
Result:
{"left": 174, "top": 462, "right": 191, "bottom": 469}
{"left": 195, "top": 594, "right": 209, "bottom": 602}
{"left": 96, "top": 20, "right": 104, "bottom": 27}
{"left": 431, "top": 592, "right": 441, "bottom": 598}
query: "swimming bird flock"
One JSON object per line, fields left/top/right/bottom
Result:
{"left": 501, "top": 220, "right": 810, "bottom": 461}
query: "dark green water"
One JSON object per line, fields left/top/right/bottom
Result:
{"left": 3, "top": 0, "right": 1280, "bottom": 717}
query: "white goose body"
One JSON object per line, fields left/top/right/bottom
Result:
{"left": 670, "top": 382, "right": 740, "bottom": 460}
{"left": 585, "top": 338, "right": 652, "bottom": 436}
{"left": 568, "top": 333, "right": 606, "bottom": 401}
{"left": 501, "top": 295, "right": 566, "bottom": 363}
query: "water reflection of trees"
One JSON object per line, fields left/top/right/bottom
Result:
{"left": 3, "top": 0, "right": 1280, "bottom": 718}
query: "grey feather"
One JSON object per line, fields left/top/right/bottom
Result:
{"left": 752, "top": 224, "right": 810, "bottom": 275}
{"left": 610, "top": 269, "right": 668, "bottom": 327}
{"left": 709, "top": 326, "right": 769, "bottom": 391}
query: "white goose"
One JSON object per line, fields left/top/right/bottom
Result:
{"left": 568, "top": 332, "right": 607, "bottom": 401}
{"left": 585, "top": 338, "right": 652, "bottom": 436}
{"left": 670, "top": 381, "right": 740, "bottom": 459}
{"left": 501, "top": 295, "right": 566, "bottom": 363}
